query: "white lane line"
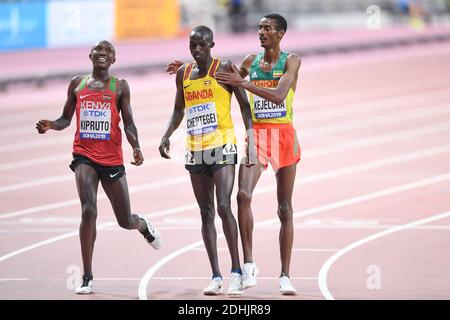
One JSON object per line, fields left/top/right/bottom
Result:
{"left": 137, "top": 172, "right": 450, "bottom": 299}
{"left": 0, "top": 278, "right": 29, "bottom": 281}
{"left": 2, "top": 143, "right": 450, "bottom": 222}
{"left": 2, "top": 99, "right": 449, "bottom": 153}
{"left": 292, "top": 248, "right": 340, "bottom": 252}
{"left": 191, "top": 247, "right": 339, "bottom": 252}
{"left": 3, "top": 120, "right": 450, "bottom": 193}
{"left": 317, "top": 210, "right": 450, "bottom": 300}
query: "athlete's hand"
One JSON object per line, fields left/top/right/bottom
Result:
{"left": 165, "top": 60, "right": 184, "bottom": 75}
{"left": 36, "top": 120, "right": 52, "bottom": 134}
{"left": 159, "top": 137, "right": 171, "bottom": 159}
{"left": 131, "top": 147, "right": 144, "bottom": 166}
{"left": 245, "top": 143, "right": 257, "bottom": 167}
{"left": 215, "top": 64, "right": 244, "bottom": 87}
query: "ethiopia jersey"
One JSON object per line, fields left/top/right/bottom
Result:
{"left": 248, "top": 51, "right": 295, "bottom": 124}
{"left": 183, "top": 58, "right": 236, "bottom": 151}
{"left": 73, "top": 75, "right": 123, "bottom": 166}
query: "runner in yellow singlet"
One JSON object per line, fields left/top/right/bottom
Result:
{"left": 158, "top": 26, "right": 255, "bottom": 296}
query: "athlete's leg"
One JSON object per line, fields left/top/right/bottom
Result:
{"left": 74, "top": 164, "right": 100, "bottom": 279}
{"left": 100, "top": 175, "right": 146, "bottom": 232}
{"left": 212, "top": 165, "right": 240, "bottom": 270}
{"left": 189, "top": 173, "right": 220, "bottom": 277}
{"left": 275, "top": 163, "right": 297, "bottom": 277}
{"left": 236, "top": 162, "right": 264, "bottom": 263}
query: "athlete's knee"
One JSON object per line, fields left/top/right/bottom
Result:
{"left": 199, "top": 205, "right": 215, "bottom": 224}
{"left": 237, "top": 189, "right": 252, "bottom": 206}
{"left": 277, "top": 201, "right": 293, "bottom": 223}
{"left": 217, "top": 201, "right": 232, "bottom": 219}
{"left": 81, "top": 204, "right": 97, "bottom": 222}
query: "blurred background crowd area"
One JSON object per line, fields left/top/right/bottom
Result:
{"left": 1, "top": 0, "right": 450, "bottom": 53}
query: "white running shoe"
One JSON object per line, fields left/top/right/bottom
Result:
{"left": 227, "top": 272, "right": 244, "bottom": 296}
{"left": 75, "top": 276, "right": 93, "bottom": 295}
{"left": 279, "top": 275, "right": 297, "bottom": 295}
{"left": 143, "top": 219, "right": 162, "bottom": 250}
{"left": 242, "top": 262, "right": 259, "bottom": 289}
{"left": 203, "top": 277, "right": 223, "bottom": 295}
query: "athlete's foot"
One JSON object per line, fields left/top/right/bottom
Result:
{"left": 141, "top": 218, "right": 162, "bottom": 250}
{"left": 279, "top": 275, "right": 297, "bottom": 295}
{"left": 75, "top": 275, "right": 93, "bottom": 295}
{"left": 227, "top": 272, "right": 244, "bottom": 296}
{"left": 242, "top": 262, "right": 259, "bottom": 289}
{"left": 203, "top": 277, "right": 223, "bottom": 295}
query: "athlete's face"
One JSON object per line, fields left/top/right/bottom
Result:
{"left": 89, "top": 41, "right": 116, "bottom": 69}
{"left": 189, "top": 32, "right": 214, "bottom": 63}
{"left": 258, "top": 18, "right": 284, "bottom": 48}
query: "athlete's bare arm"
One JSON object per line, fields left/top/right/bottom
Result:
{"left": 118, "top": 78, "right": 144, "bottom": 166}
{"left": 237, "top": 54, "right": 256, "bottom": 78}
{"left": 159, "top": 65, "right": 186, "bottom": 159}
{"left": 215, "top": 53, "right": 301, "bottom": 105}
{"left": 35, "top": 76, "right": 81, "bottom": 133}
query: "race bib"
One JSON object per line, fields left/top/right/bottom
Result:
{"left": 184, "top": 150, "right": 195, "bottom": 165}
{"left": 253, "top": 94, "right": 287, "bottom": 119}
{"left": 186, "top": 102, "right": 218, "bottom": 135}
{"left": 80, "top": 106, "right": 111, "bottom": 140}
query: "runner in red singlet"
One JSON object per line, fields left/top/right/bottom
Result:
{"left": 36, "top": 40, "right": 161, "bottom": 295}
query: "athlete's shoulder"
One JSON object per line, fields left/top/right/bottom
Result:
{"left": 243, "top": 54, "right": 257, "bottom": 64}
{"left": 287, "top": 52, "right": 301, "bottom": 62}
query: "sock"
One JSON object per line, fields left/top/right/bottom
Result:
{"left": 231, "top": 268, "right": 242, "bottom": 275}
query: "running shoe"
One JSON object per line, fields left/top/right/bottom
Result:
{"left": 242, "top": 262, "right": 259, "bottom": 289}
{"left": 143, "top": 219, "right": 162, "bottom": 250}
{"left": 75, "top": 275, "right": 93, "bottom": 295}
{"left": 203, "top": 277, "right": 223, "bottom": 295}
{"left": 279, "top": 275, "right": 297, "bottom": 295}
{"left": 226, "top": 272, "right": 244, "bottom": 296}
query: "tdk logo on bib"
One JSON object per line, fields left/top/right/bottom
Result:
{"left": 186, "top": 102, "right": 218, "bottom": 135}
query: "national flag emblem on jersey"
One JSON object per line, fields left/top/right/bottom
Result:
{"left": 103, "top": 94, "right": 112, "bottom": 100}
{"left": 273, "top": 70, "right": 283, "bottom": 78}
{"left": 203, "top": 80, "right": 212, "bottom": 86}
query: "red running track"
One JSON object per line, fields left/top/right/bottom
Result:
{"left": 0, "top": 41, "right": 449, "bottom": 300}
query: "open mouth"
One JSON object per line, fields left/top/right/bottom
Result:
{"left": 97, "top": 57, "right": 108, "bottom": 63}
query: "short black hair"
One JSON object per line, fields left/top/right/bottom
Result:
{"left": 191, "top": 25, "right": 214, "bottom": 42}
{"left": 263, "top": 13, "right": 287, "bottom": 32}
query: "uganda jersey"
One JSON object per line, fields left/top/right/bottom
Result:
{"left": 183, "top": 58, "right": 236, "bottom": 151}
{"left": 73, "top": 75, "right": 123, "bottom": 166}
{"left": 248, "top": 51, "right": 294, "bottom": 124}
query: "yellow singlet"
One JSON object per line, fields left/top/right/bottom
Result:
{"left": 183, "top": 58, "right": 236, "bottom": 151}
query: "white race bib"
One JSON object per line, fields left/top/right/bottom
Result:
{"left": 80, "top": 107, "right": 111, "bottom": 140}
{"left": 253, "top": 94, "right": 287, "bottom": 119}
{"left": 186, "top": 102, "right": 218, "bottom": 135}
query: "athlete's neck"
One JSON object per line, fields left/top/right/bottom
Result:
{"left": 263, "top": 46, "right": 281, "bottom": 65}
{"left": 195, "top": 56, "right": 213, "bottom": 75}
{"left": 91, "top": 69, "right": 110, "bottom": 82}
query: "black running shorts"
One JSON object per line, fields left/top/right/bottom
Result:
{"left": 69, "top": 154, "right": 125, "bottom": 181}
{"left": 184, "top": 144, "right": 238, "bottom": 177}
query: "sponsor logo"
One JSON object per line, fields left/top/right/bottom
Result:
{"left": 252, "top": 71, "right": 257, "bottom": 78}
{"left": 203, "top": 80, "right": 212, "bottom": 86}
{"left": 109, "top": 172, "right": 120, "bottom": 178}
{"left": 80, "top": 93, "right": 99, "bottom": 99}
